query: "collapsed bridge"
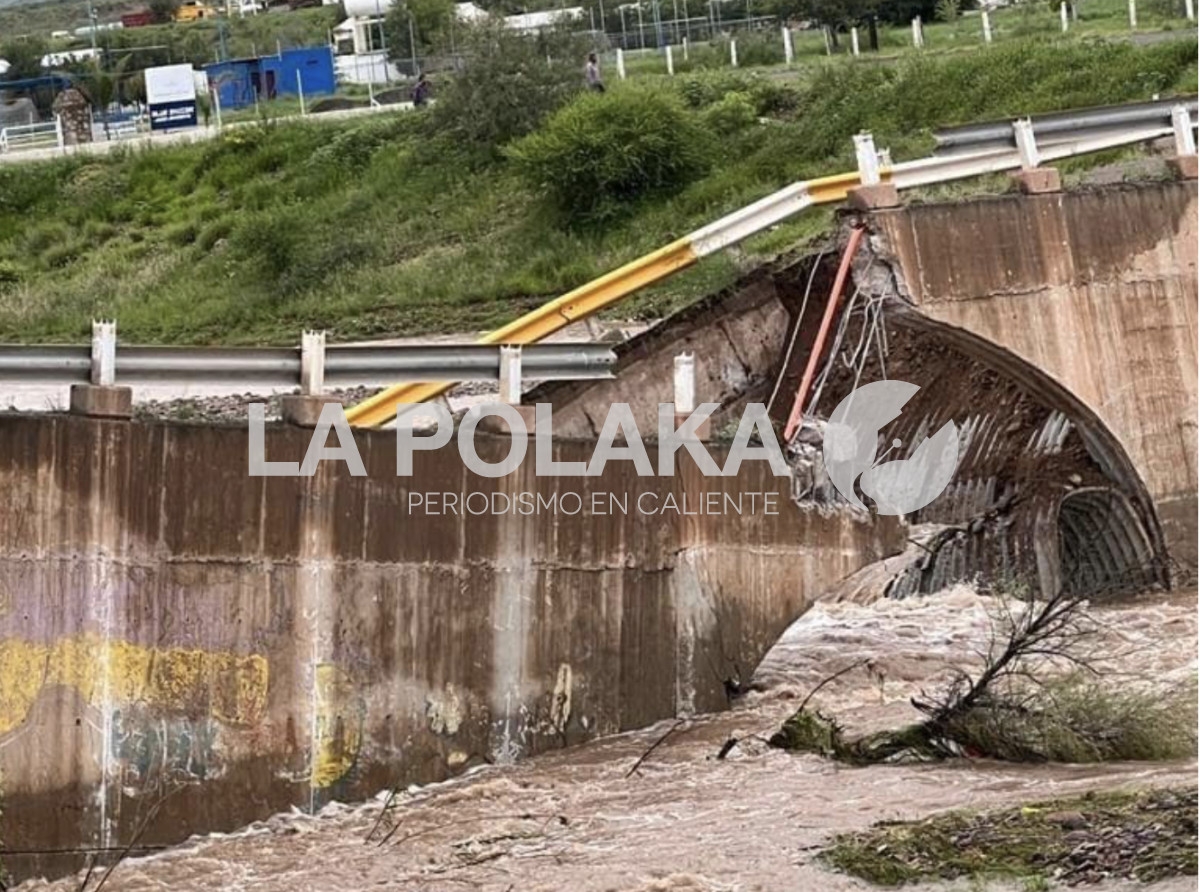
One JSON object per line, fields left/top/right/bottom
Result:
{"left": 0, "top": 178, "right": 1194, "bottom": 883}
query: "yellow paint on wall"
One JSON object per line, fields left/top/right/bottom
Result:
{"left": 311, "top": 663, "right": 363, "bottom": 789}
{"left": 0, "top": 633, "right": 269, "bottom": 737}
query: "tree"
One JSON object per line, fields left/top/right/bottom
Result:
{"left": 0, "top": 37, "right": 49, "bottom": 80}
{"left": 148, "top": 0, "right": 182, "bottom": 25}
{"left": 430, "top": 22, "right": 592, "bottom": 153}
{"left": 382, "top": 0, "right": 457, "bottom": 62}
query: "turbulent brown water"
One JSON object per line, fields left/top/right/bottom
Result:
{"left": 21, "top": 588, "right": 1198, "bottom": 892}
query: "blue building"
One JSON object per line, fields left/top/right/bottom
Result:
{"left": 204, "top": 46, "right": 336, "bottom": 110}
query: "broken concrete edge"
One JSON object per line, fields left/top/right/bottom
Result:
{"left": 279, "top": 394, "right": 344, "bottom": 427}
{"left": 477, "top": 404, "right": 538, "bottom": 435}
{"left": 1008, "top": 167, "right": 1062, "bottom": 195}
{"left": 847, "top": 182, "right": 901, "bottom": 211}
{"left": 69, "top": 384, "right": 133, "bottom": 419}
{"left": 1167, "top": 155, "right": 1198, "bottom": 181}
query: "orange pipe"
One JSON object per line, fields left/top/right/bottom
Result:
{"left": 783, "top": 225, "right": 866, "bottom": 444}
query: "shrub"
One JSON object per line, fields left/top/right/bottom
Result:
{"left": 507, "top": 84, "right": 712, "bottom": 225}
{"left": 701, "top": 91, "right": 758, "bottom": 136}
{"left": 432, "top": 22, "right": 593, "bottom": 155}
{"left": 731, "top": 31, "right": 785, "bottom": 68}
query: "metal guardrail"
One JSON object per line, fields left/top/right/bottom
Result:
{"left": 0, "top": 338, "right": 617, "bottom": 388}
{"left": 345, "top": 104, "right": 1199, "bottom": 428}
{"left": 933, "top": 96, "right": 1199, "bottom": 155}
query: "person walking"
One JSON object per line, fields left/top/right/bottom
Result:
{"left": 412, "top": 73, "right": 431, "bottom": 107}
{"left": 585, "top": 52, "right": 605, "bottom": 92}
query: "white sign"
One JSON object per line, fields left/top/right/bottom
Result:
{"left": 144, "top": 64, "right": 197, "bottom": 105}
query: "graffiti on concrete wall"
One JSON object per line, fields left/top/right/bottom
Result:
{"left": 312, "top": 663, "right": 363, "bottom": 789}
{"left": 110, "top": 708, "right": 220, "bottom": 783}
{"left": 0, "top": 633, "right": 269, "bottom": 741}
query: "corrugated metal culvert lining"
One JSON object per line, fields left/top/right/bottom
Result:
{"left": 803, "top": 302, "right": 1168, "bottom": 602}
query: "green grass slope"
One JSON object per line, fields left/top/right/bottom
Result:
{"left": 0, "top": 37, "right": 1195, "bottom": 345}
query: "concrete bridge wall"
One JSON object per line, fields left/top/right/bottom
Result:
{"left": 870, "top": 181, "right": 1198, "bottom": 564}
{"left": 0, "top": 413, "right": 901, "bottom": 881}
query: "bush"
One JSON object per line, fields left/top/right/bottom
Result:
{"left": 433, "top": 22, "right": 593, "bottom": 155}
{"left": 701, "top": 91, "right": 758, "bottom": 136}
{"left": 675, "top": 70, "right": 799, "bottom": 117}
{"left": 507, "top": 84, "right": 712, "bottom": 225}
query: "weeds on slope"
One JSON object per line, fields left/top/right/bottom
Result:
{"left": 0, "top": 38, "right": 1194, "bottom": 345}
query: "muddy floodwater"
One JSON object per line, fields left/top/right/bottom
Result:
{"left": 21, "top": 587, "right": 1198, "bottom": 892}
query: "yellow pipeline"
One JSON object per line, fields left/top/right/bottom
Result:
{"left": 346, "top": 165, "right": 892, "bottom": 428}
{"left": 346, "top": 238, "right": 697, "bottom": 428}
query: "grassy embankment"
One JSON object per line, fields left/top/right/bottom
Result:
{"left": 822, "top": 786, "right": 1198, "bottom": 888}
{"left": 0, "top": 37, "right": 1195, "bottom": 346}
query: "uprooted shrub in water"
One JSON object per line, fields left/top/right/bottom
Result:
{"left": 771, "top": 582, "right": 1199, "bottom": 764}
{"left": 771, "top": 676, "right": 1198, "bottom": 764}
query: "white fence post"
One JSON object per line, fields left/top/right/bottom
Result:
{"left": 91, "top": 320, "right": 117, "bottom": 387}
{"left": 1186, "top": 0, "right": 1196, "bottom": 21}
{"left": 300, "top": 330, "right": 326, "bottom": 395}
{"left": 853, "top": 132, "right": 881, "bottom": 186}
{"left": 1060, "top": 1, "right": 1069, "bottom": 30}
{"left": 297, "top": 70, "right": 306, "bottom": 116}
{"left": 666, "top": 43, "right": 675, "bottom": 75}
{"left": 674, "top": 353, "right": 696, "bottom": 415}
{"left": 213, "top": 88, "right": 223, "bottom": 130}
{"left": 911, "top": 17, "right": 924, "bottom": 48}
{"left": 1171, "top": 105, "right": 1197, "bottom": 156}
{"left": 54, "top": 114, "right": 64, "bottom": 153}
{"left": 1013, "top": 118, "right": 1040, "bottom": 170}
{"left": 499, "top": 346, "right": 522, "bottom": 406}
{"left": 730, "top": 38, "right": 738, "bottom": 67}
{"left": 783, "top": 26, "right": 794, "bottom": 64}
{"left": 851, "top": 26, "right": 860, "bottom": 56}
{"left": 616, "top": 47, "right": 627, "bottom": 79}
{"left": 1128, "top": 0, "right": 1137, "bottom": 27}
{"left": 683, "top": 36, "right": 689, "bottom": 59}
{"left": 982, "top": 9, "right": 992, "bottom": 42}
{"left": 822, "top": 26, "right": 832, "bottom": 55}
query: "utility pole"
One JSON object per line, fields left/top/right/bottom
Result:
{"left": 408, "top": 13, "right": 417, "bottom": 76}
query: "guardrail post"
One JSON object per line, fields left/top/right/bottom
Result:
{"left": 848, "top": 132, "right": 899, "bottom": 210}
{"left": 851, "top": 26, "right": 860, "bottom": 56}
{"left": 911, "top": 17, "right": 923, "bottom": 48}
{"left": 70, "top": 320, "right": 132, "bottom": 419}
{"left": 499, "top": 345, "right": 522, "bottom": 406}
{"left": 1060, "top": 1, "right": 1069, "bottom": 31}
{"left": 783, "top": 26, "right": 794, "bottom": 64}
{"left": 91, "top": 320, "right": 116, "bottom": 387}
{"left": 1013, "top": 118, "right": 1040, "bottom": 170}
{"left": 981, "top": 9, "right": 992, "bottom": 43}
{"left": 1010, "top": 118, "right": 1062, "bottom": 194}
{"left": 673, "top": 352, "right": 709, "bottom": 440}
{"left": 282, "top": 329, "right": 341, "bottom": 426}
{"left": 616, "top": 48, "right": 626, "bottom": 79}
{"left": 300, "top": 330, "right": 326, "bottom": 395}
{"left": 1186, "top": 0, "right": 1195, "bottom": 21}
{"left": 666, "top": 44, "right": 675, "bottom": 75}
{"left": 1128, "top": 0, "right": 1137, "bottom": 27}
{"left": 853, "top": 132, "right": 881, "bottom": 186}
{"left": 482, "top": 345, "right": 536, "bottom": 435}
{"left": 55, "top": 114, "right": 65, "bottom": 154}
{"left": 730, "top": 38, "right": 738, "bottom": 67}
{"left": 1168, "top": 104, "right": 1198, "bottom": 179}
